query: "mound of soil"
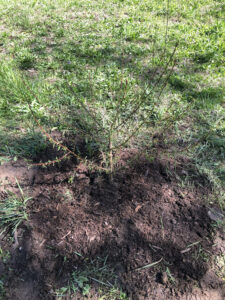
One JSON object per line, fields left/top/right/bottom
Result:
{"left": 0, "top": 150, "right": 224, "bottom": 300}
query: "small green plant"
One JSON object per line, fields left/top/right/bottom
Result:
{"left": 0, "top": 247, "right": 10, "bottom": 264}
{"left": 71, "top": 271, "right": 90, "bottom": 296}
{"left": 0, "top": 179, "right": 32, "bottom": 235}
{"left": 166, "top": 267, "right": 176, "bottom": 284}
{"left": 68, "top": 173, "right": 76, "bottom": 184}
{"left": 55, "top": 256, "right": 127, "bottom": 299}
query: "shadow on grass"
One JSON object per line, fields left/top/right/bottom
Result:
{"left": 0, "top": 130, "right": 47, "bottom": 163}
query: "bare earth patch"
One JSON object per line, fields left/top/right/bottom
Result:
{"left": 0, "top": 150, "right": 224, "bottom": 299}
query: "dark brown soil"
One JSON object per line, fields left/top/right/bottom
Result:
{"left": 0, "top": 148, "right": 224, "bottom": 300}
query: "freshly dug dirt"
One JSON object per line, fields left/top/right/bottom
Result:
{"left": 0, "top": 150, "right": 224, "bottom": 300}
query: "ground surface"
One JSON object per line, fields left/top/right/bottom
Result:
{"left": 0, "top": 0, "right": 224, "bottom": 299}
{"left": 0, "top": 144, "right": 224, "bottom": 299}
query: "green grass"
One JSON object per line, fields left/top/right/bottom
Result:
{"left": 0, "top": 247, "right": 10, "bottom": 264}
{"left": 0, "top": 126, "right": 47, "bottom": 164}
{"left": 55, "top": 256, "right": 128, "bottom": 299}
{"left": 0, "top": 0, "right": 224, "bottom": 202}
{"left": 0, "top": 279, "right": 4, "bottom": 300}
{"left": 0, "top": 180, "right": 31, "bottom": 235}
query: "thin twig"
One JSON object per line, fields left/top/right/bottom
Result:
{"left": 32, "top": 153, "right": 70, "bottom": 167}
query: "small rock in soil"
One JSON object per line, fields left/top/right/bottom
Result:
{"left": 156, "top": 272, "right": 168, "bottom": 285}
{"left": 208, "top": 208, "right": 224, "bottom": 222}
